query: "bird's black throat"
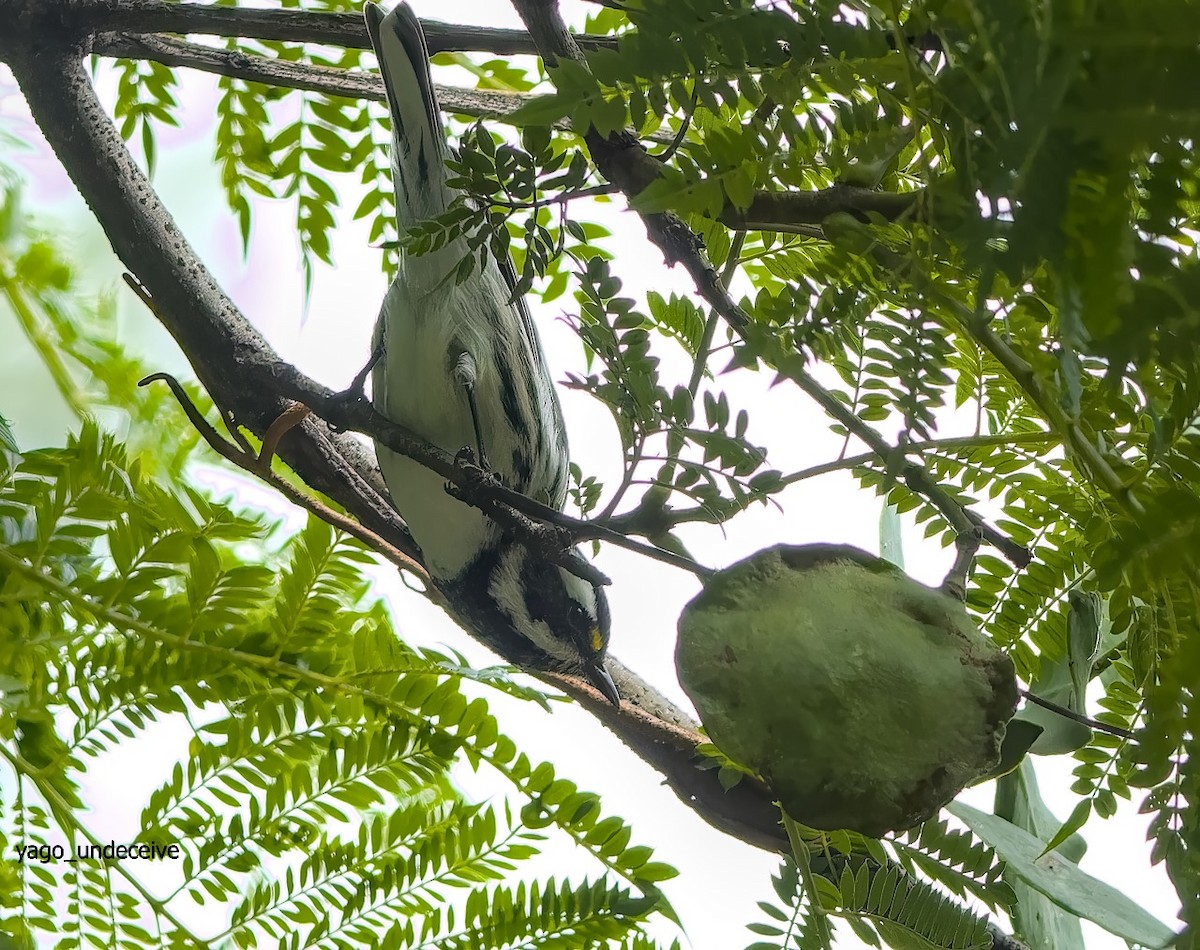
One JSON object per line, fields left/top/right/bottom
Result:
{"left": 438, "top": 544, "right": 583, "bottom": 672}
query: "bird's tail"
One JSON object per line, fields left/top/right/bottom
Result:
{"left": 364, "top": 2, "right": 452, "bottom": 230}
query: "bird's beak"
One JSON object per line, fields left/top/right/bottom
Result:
{"left": 584, "top": 660, "right": 621, "bottom": 707}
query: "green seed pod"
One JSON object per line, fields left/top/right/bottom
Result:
{"left": 677, "top": 544, "right": 1018, "bottom": 836}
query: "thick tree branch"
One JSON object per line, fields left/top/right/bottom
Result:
{"left": 0, "top": 0, "right": 788, "bottom": 856}
{"left": 91, "top": 32, "right": 679, "bottom": 142}
{"left": 722, "top": 185, "right": 919, "bottom": 233}
{"left": 544, "top": 658, "right": 786, "bottom": 852}
{"left": 0, "top": 8, "right": 419, "bottom": 566}
{"left": 73, "top": 1, "right": 616, "bottom": 54}
{"left": 94, "top": 31, "right": 521, "bottom": 121}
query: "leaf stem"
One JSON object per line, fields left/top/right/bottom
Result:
{"left": 688, "top": 231, "right": 745, "bottom": 396}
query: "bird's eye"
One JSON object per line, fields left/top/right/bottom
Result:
{"left": 569, "top": 602, "right": 589, "bottom": 624}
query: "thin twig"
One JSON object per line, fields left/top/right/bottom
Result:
{"left": 650, "top": 81, "right": 697, "bottom": 163}
{"left": 138, "top": 369, "right": 432, "bottom": 586}
{"left": 442, "top": 454, "right": 714, "bottom": 579}
{"left": 941, "top": 526, "right": 982, "bottom": 600}
{"left": 776, "top": 349, "right": 1031, "bottom": 567}
{"left": 688, "top": 231, "right": 745, "bottom": 395}
{"left": 596, "top": 435, "right": 645, "bottom": 522}
{"left": 489, "top": 183, "right": 620, "bottom": 210}
{"left": 1020, "top": 689, "right": 1135, "bottom": 741}
{"left": 601, "top": 435, "right": 1056, "bottom": 540}
{"left": 256, "top": 401, "right": 312, "bottom": 475}
{"left": 953, "top": 294, "right": 1139, "bottom": 510}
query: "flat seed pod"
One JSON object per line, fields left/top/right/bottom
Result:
{"left": 676, "top": 544, "right": 1018, "bottom": 836}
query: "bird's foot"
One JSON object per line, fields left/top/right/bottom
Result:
{"left": 450, "top": 445, "right": 501, "bottom": 490}
{"left": 327, "top": 342, "right": 383, "bottom": 433}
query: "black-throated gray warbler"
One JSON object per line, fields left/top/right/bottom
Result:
{"left": 363, "top": 1, "right": 619, "bottom": 705}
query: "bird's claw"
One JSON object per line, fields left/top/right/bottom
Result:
{"left": 454, "top": 444, "right": 498, "bottom": 477}
{"left": 325, "top": 390, "right": 369, "bottom": 434}
{"left": 448, "top": 446, "right": 502, "bottom": 495}
{"left": 328, "top": 344, "right": 384, "bottom": 433}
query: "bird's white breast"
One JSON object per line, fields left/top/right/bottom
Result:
{"left": 372, "top": 251, "right": 521, "bottom": 580}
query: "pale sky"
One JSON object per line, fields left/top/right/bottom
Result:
{"left": 0, "top": 1, "right": 1182, "bottom": 946}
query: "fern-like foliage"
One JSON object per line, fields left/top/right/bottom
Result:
{"left": 891, "top": 818, "right": 1014, "bottom": 912}
{"left": 107, "top": 57, "right": 179, "bottom": 177}
{"left": 748, "top": 854, "right": 993, "bottom": 950}
{"left": 0, "top": 427, "right": 677, "bottom": 948}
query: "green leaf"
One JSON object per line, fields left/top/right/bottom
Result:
{"left": 878, "top": 502, "right": 905, "bottom": 569}
{"left": 0, "top": 412, "right": 17, "bottom": 453}
{"left": 993, "top": 762, "right": 1087, "bottom": 949}
{"left": 974, "top": 718, "right": 1044, "bottom": 783}
{"left": 1042, "top": 798, "right": 1092, "bottom": 858}
{"left": 1066, "top": 590, "right": 1102, "bottom": 706}
{"left": 504, "top": 92, "right": 572, "bottom": 127}
{"left": 948, "top": 802, "right": 1175, "bottom": 948}
{"left": 634, "top": 862, "right": 678, "bottom": 883}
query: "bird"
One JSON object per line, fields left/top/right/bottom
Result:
{"left": 362, "top": 1, "right": 619, "bottom": 706}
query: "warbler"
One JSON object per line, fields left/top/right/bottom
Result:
{"left": 364, "top": 1, "right": 618, "bottom": 705}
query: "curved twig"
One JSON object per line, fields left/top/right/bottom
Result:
{"left": 1020, "top": 689, "right": 1136, "bottom": 742}
{"left": 137, "top": 368, "right": 431, "bottom": 586}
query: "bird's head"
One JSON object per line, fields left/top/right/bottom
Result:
{"left": 450, "top": 543, "right": 618, "bottom": 705}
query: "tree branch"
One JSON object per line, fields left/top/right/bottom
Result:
{"left": 93, "top": 31, "right": 479, "bottom": 115}
{"left": 91, "top": 32, "right": 679, "bottom": 141}
{"left": 603, "top": 433, "right": 1056, "bottom": 539}
{"left": 74, "top": 1, "right": 616, "bottom": 54}
{"left": 775, "top": 357, "right": 1030, "bottom": 568}
{"left": 513, "top": 0, "right": 753, "bottom": 330}
{"left": 508, "top": 0, "right": 1027, "bottom": 571}
{"left": 722, "top": 185, "right": 919, "bottom": 233}
{"left": 88, "top": 12, "right": 908, "bottom": 234}
{"left": 0, "top": 0, "right": 788, "bottom": 856}
{"left": 0, "top": 7, "right": 421, "bottom": 567}
{"left": 134, "top": 366, "right": 431, "bottom": 586}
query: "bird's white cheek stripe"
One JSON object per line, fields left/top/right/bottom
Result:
{"left": 488, "top": 548, "right": 576, "bottom": 664}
